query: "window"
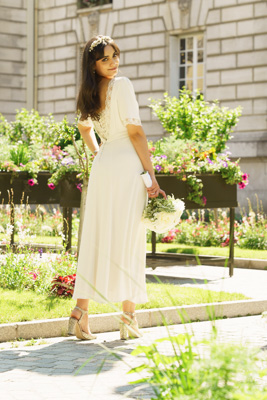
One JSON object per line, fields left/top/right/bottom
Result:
{"left": 77, "top": 0, "right": 112, "bottom": 9}
{"left": 178, "top": 34, "right": 204, "bottom": 93}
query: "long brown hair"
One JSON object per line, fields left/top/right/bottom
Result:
{"left": 76, "top": 35, "right": 120, "bottom": 121}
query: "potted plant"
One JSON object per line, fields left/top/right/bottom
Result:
{"left": 148, "top": 89, "right": 248, "bottom": 206}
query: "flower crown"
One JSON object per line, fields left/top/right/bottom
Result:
{"left": 89, "top": 36, "right": 112, "bottom": 52}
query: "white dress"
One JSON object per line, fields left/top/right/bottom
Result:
{"left": 72, "top": 77, "right": 148, "bottom": 304}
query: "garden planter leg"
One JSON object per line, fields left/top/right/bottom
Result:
{"left": 10, "top": 201, "right": 15, "bottom": 246}
{"left": 152, "top": 231, "right": 156, "bottom": 254}
{"left": 229, "top": 207, "right": 235, "bottom": 277}
{"left": 63, "top": 207, "right": 72, "bottom": 251}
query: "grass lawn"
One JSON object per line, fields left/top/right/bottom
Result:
{"left": 0, "top": 285, "right": 249, "bottom": 324}
{"left": 146, "top": 243, "right": 267, "bottom": 260}
{"left": 1, "top": 234, "right": 266, "bottom": 259}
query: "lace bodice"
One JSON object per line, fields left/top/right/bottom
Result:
{"left": 78, "top": 77, "right": 142, "bottom": 143}
{"left": 91, "top": 78, "right": 115, "bottom": 142}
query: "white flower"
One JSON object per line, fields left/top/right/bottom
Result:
{"left": 89, "top": 36, "right": 112, "bottom": 52}
{"left": 142, "top": 195, "right": 185, "bottom": 233}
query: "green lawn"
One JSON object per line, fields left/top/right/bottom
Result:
{"left": 1, "top": 234, "right": 266, "bottom": 259}
{"left": 146, "top": 243, "right": 267, "bottom": 260}
{"left": 0, "top": 285, "right": 249, "bottom": 324}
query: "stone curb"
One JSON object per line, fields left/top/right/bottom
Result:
{"left": 147, "top": 252, "right": 267, "bottom": 270}
{"left": 0, "top": 299, "right": 266, "bottom": 343}
{"left": 232, "top": 257, "right": 267, "bottom": 270}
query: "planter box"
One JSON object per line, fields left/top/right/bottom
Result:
{"left": 59, "top": 173, "right": 81, "bottom": 208}
{"left": 156, "top": 173, "right": 237, "bottom": 209}
{"left": 0, "top": 171, "right": 60, "bottom": 205}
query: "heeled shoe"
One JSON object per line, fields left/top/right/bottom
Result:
{"left": 68, "top": 306, "right": 96, "bottom": 340}
{"left": 68, "top": 306, "right": 81, "bottom": 336}
{"left": 119, "top": 311, "right": 143, "bottom": 340}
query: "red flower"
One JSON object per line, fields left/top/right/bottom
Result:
{"left": 50, "top": 274, "right": 76, "bottom": 297}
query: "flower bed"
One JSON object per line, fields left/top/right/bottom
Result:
{"left": 157, "top": 206, "right": 267, "bottom": 250}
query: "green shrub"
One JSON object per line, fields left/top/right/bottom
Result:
{"left": 149, "top": 89, "right": 242, "bottom": 154}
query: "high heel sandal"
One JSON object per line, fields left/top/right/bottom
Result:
{"left": 68, "top": 306, "right": 82, "bottom": 336}
{"left": 68, "top": 306, "right": 96, "bottom": 340}
{"left": 119, "top": 311, "right": 143, "bottom": 340}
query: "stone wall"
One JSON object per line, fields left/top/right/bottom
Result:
{"left": 37, "top": 0, "right": 78, "bottom": 121}
{"left": 0, "top": 0, "right": 27, "bottom": 120}
{"left": 205, "top": 0, "right": 267, "bottom": 210}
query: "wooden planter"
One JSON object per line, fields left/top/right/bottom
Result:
{"left": 0, "top": 171, "right": 60, "bottom": 204}
{"left": 0, "top": 171, "right": 237, "bottom": 276}
{"left": 156, "top": 173, "right": 237, "bottom": 209}
{"left": 59, "top": 173, "right": 81, "bottom": 208}
{"left": 151, "top": 173, "right": 237, "bottom": 276}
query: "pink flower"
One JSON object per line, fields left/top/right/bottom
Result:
{"left": 48, "top": 183, "right": 56, "bottom": 190}
{"left": 242, "top": 173, "right": 249, "bottom": 181}
{"left": 203, "top": 196, "right": 207, "bottom": 206}
{"left": 238, "top": 182, "right": 246, "bottom": 189}
{"left": 76, "top": 183, "right": 82, "bottom": 192}
{"left": 29, "top": 271, "right": 38, "bottom": 280}
{"left": 28, "top": 179, "right": 35, "bottom": 186}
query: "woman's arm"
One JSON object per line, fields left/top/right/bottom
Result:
{"left": 78, "top": 123, "right": 100, "bottom": 154}
{"left": 127, "top": 124, "right": 166, "bottom": 199}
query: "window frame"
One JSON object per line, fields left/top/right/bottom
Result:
{"left": 169, "top": 32, "right": 206, "bottom": 97}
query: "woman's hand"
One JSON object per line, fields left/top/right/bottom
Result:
{"left": 146, "top": 176, "right": 167, "bottom": 199}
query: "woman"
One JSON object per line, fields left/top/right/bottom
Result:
{"left": 68, "top": 35, "right": 166, "bottom": 340}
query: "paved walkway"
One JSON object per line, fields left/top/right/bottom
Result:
{"left": 146, "top": 265, "right": 267, "bottom": 299}
{"left": 0, "top": 315, "right": 266, "bottom": 400}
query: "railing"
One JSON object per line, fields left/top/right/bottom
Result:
{"left": 77, "top": 0, "right": 112, "bottom": 9}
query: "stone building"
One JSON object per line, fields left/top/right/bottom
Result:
{"left": 0, "top": 0, "right": 266, "bottom": 210}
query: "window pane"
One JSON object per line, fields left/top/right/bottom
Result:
{"left": 180, "top": 66, "right": 185, "bottom": 79}
{"left": 187, "top": 51, "right": 193, "bottom": 64}
{"left": 187, "top": 37, "right": 193, "bottom": 50}
{"left": 198, "top": 50, "right": 203, "bottom": 63}
{"left": 180, "top": 38, "right": 186, "bottom": 51}
{"left": 197, "top": 35, "right": 203, "bottom": 49}
{"left": 180, "top": 52, "right": 186, "bottom": 64}
{"left": 187, "top": 80, "right": 193, "bottom": 91}
{"left": 197, "top": 79, "right": 203, "bottom": 91}
{"left": 179, "top": 80, "right": 186, "bottom": 90}
{"left": 187, "top": 65, "right": 193, "bottom": 79}
{"left": 197, "top": 63, "right": 203, "bottom": 76}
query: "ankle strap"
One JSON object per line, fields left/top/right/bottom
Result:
{"left": 123, "top": 311, "right": 136, "bottom": 318}
{"left": 74, "top": 306, "right": 88, "bottom": 316}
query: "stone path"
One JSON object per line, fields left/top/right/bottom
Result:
{"left": 0, "top": 315, "right": 266, "bottom": 400}
{"left": 146, "top": 265, "right": 267, "bottom": 299}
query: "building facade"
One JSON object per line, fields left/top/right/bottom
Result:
{"left": 0, "top": 0, "right": 267, "bottom": 210}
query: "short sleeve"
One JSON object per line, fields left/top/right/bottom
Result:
{"left": 78, "top": 116, "right": 94, "bottom": 128}
{"left": 117, "top": 77, "right": 142, "bottom": 127}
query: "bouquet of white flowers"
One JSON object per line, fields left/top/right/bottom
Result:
{"left": 140, "top": 171, "right": 185, "bottom": 233}
{"left": 141, "top": 194, "right": 185, "bottom": 233}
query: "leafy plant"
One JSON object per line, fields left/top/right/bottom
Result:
{"left": 148, "top": 134, "right": 247, "bottom": 206}
{"left": 150, "top": 89, "right": 242, "bottom": 154}
{"left": 50, "top": 273, "right": 76, "bottom": 297}
{"left": 128, "top": 332, "right": 267, "bottom": 399}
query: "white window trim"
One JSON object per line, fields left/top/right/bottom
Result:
{"left": 169, "top": 32, "right": 206, "bottom": 97}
